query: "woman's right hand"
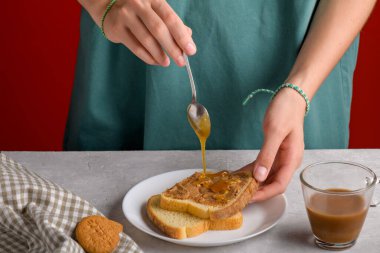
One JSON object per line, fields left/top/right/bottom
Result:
{"left": 81, "top": 0, "right": 196, "bottom": 66}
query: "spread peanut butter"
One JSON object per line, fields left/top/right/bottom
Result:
{"left": 163, "top": 171, "right": 250, "bottom": 206}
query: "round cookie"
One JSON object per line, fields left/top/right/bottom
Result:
{"left": 75, "top": 215, "right": 123, "bottom": 253}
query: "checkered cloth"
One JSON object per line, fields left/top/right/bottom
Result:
{"left": 0, "top": 153, "right": 143, "bottom": 253}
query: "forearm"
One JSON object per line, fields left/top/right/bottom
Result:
{"left": 286, "top": 0, "right": 377, "bottom": 100}
{"left": 77, "top": 0, "right": 109, "bottom": 27}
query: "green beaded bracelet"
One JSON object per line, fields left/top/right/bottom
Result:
{"left": 101, "top": 0, "right": 117, "bottom": 38}
{"left": 273, "top": 83, "right": 310, "bottom": 115}
{"left": 242, "top": 83, "right": 311, "bottom": 116}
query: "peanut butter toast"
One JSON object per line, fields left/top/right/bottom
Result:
{"left": 160, "top": 170, "right": 258, "bottom": 220}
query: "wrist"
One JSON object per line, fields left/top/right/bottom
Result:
{"left": 275, "top": 84, "right": 310, "bottom": 117}
{"left": 284, "top": 70, "right": 320, "bottom": 101}
{"left": 243, "top": 82, "right": 311, "bottom": 116}
{"left": 78, "top": 0, "right": 110, "bottom": 27}
{"left": 267, "top": 88, "right": 306, "bottom": 130}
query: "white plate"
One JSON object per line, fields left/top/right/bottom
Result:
{"left": 122, "top": 169, "right": 287, "bottom": 247}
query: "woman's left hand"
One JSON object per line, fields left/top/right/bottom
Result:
{"left": 237, "top": 0, "right": 377, "bottom": 203}
{"left": 239, "top": 87, "right": 306, "bottom": 202}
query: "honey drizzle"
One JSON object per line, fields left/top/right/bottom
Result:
{"left": 200, "top": 138, "right": 207, "bottom": 174}
{"left": 188, "top": 113, "right": 210, "bottom": 174}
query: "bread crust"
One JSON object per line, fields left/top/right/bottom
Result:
{"left": 147, "top": 196, "right": 207, "bottom": 239}
{"left": 147, "top": 195, "right": 243, "bottom": 239}
{"left": 211, "top": 178, "right": 258, "bottom": 220}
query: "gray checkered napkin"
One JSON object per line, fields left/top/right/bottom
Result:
{"left": 0, "top": 153, "right": 143, "bottom": 253}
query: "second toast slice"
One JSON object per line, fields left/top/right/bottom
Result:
{"left": 147, "top": 195, "right": 243, "bottom": 239}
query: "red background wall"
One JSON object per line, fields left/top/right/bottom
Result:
{"left": 0, "top": 2, "right": 379, "bottom": 151}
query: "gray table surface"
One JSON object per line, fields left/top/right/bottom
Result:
{"left": 2, "top": 150, "right": 380, "bottom": 253}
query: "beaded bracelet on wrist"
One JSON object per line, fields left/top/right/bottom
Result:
{"left": 101, "top": 0, "right": 117, "bottom": 38}
{"left": 242, "top": 83, "right": 311, "bottom": 116}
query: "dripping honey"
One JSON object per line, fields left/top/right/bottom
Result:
{"left": 188, "top": 113, "right": 210, "bottom": 174}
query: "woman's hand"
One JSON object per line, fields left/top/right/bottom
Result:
{"left": 240, "top": 88, "right": 306, "bottom": 202}
{"left": 239, "top": 0, "right": 377, "bottom": 202}
{"left": 80, "top": 0, "right": 196, "bottom": 66}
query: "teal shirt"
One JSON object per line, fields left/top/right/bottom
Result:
{"left": 64, "top": 1, "right": 359, "bottom": 151}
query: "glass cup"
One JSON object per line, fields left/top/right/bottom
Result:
{"left": 300, "top": 161, "right": 379, "bottom": 250}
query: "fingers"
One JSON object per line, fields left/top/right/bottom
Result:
{"left": 138, "top": 9, "right": 185, "bottom": 66}
{"left": 120, "top": 28, "right": 158, "bottom": 65}
{"left": 127, "top": 14, "right": 170, "bottom": 66}
{"left": 251, "top": 131, "right": 304, "bottom": 202}
{"left": 152, "top": 1, "right": 196, "bottom": 55}
{"left": 238, "top": 160, "right": 292, "bottom": 203}
{"left": 102, "top": 2, "right": 160, "bottom": 66}
{"left": 187, "top": 26, "right": 192, "bottom": 36}
{"left": 250, "top": 165, "right": 293, "bottom": 202}
{"left": 105, "top": 0, "right": 195, "bottom": 66}
{"left": 138, "top": 6, "right": 191, "bottom": 66}
{"left": 254, "top": 130, "right": 284, "bottom": 182}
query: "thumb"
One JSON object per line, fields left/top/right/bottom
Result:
{"left": 254, "top": 134, "right": 283, "bottom": 182}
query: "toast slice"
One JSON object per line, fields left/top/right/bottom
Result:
{"left": 147, "top": 195, "right": 243, "bottom": 239}
{"left": 160, "top": 170, "right": 258, "bottom": 220}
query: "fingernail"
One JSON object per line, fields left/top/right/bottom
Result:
{"left": 254, "top": 166, "right": 268, "bottom": 182}
{"left": 186, "top": 42, "right": 196, "bottom": 55}
{"left": 177, "top": 55, "right": 185, "bottom": 66}
{"left": 162, "top": 57, "right": 170, "bottom": 67}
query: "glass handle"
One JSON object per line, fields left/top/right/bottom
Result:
{"left": 370, "top": 178, "right": 380, "bottom": 207}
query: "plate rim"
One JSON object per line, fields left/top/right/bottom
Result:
{"left": 122, "top": 169, "right": 287, "bottom": 247}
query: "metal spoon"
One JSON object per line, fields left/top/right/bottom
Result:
{"left": 183, "top": 53, "right": 211, "bottom": 139}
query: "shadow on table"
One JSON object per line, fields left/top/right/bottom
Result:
{"left": 277, "top": 226, "right": 316, "bottom": 250}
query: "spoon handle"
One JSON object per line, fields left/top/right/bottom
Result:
{"left": 183, "top": 52, "right": 197, "bottom": 102}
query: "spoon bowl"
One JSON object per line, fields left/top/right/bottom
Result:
{"left": 187, "top": 102, "right": 211, "bottom": 139}
{"left": 183, "top": 53, "right": 211, "bottom": 139}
